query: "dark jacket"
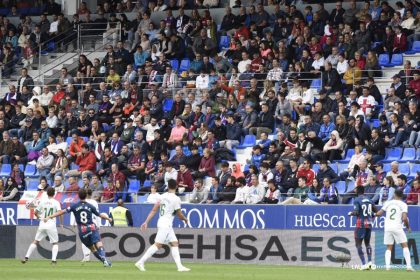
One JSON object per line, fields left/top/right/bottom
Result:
{"left": 316, "top": 166, "right": 340, "bottom": 184}
{"left": 225, "top": 122, "right": 242, "bottom": 141}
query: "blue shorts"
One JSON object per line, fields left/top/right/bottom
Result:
{"left": 354, "top": 228, "right": 372, "bottom": 242}
{"left": 79, "top": 229, "right": 101, "bottom": 248}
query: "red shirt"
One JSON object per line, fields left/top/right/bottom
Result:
{"left": 52, "top": 91, "right": 65, "bottom": 105}
{"left": 296, "top": 168, "right": 316, "bottom": 186}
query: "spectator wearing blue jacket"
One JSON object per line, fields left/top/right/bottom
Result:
{"left": 318, "top": 114, "right": 335, "bottom": 142}
{"left": 220, "top": 114, "right": 241, "bottom": 150}
{"left": 189, "top": 54, "right": 204, "bottom": 74}
{"left": 205, "top": 176, "right": 222, "bottom": 204}
{"left": 249, "top": 145, "right": 265, "bottom": 169}
{"left": 318, "top": 178, "right": 339, "bottom": 204}
{"left": 134, "top": 46, "right": 150, "bottom": 68}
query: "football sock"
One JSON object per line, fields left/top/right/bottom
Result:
{"left": 93, "top": 251, "right": 103, "bottom": 262}
{"left": 25, "top": 244, "right": 37, "bottom": 259}
{"left": 385, "top": 250, "right": 391, "bottom": 267}
{"left": 403, "top": 248, "right": 412, "bottom": 268}
{"left": 82, "top": 244, "right": 91, "bottom": 257}
{"left": 356, "top": 245, "right": 365, "bottom": 265}
{"left": 97, "top": 247, "right": 107, "bottom": 260}
{"left": 52, "top": 245, "right": 58, "bottom": 262}
{"left": 138, "top": 245, "right": 159, "bottom": 264}
{"left": 171, "top": 246, "right": 183, "bottom": 269}
{"left": 366, "top": 245, "right": 372, "bottom": 262}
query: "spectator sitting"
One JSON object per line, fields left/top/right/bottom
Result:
{"left": 261, "top": 180, "right": 280, "bottom": 204}
{"left": 406, "top": 179, "right": 420, "bottom": 205}
{"left": 378, "top": 176, "right": 396, "bottom": 206}
{"left": 386, "top": 161, "right": 401, "bottom": 183}
{"left": 66, "top": 176, "right": 80, "bottom": 193}
{"left": 36, "top": 147, "right": 54, "bottom": 179}
{"left": 281, "top": 176, "right": 310, "bottom": 205}
{"left": 67, "top": 144, "right": 96, "bottom": 178}
{"left": 205, "top": 177, "right": 222, "bottom": 204}
{"left": 189, "top": 179, "right": 209, "bottom": 204}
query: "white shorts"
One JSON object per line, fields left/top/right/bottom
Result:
{"left": 155, "top": 227, "right": 177, "bottom": 244}
{"left": 35, "top": 225, "right": 59, "bottom": 244}
{"left": 384, "top": 229, "right": 407, "bottom": 245}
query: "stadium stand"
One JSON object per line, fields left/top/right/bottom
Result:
{"left": 0, "top": 0, "right": 418, "bottom": 207}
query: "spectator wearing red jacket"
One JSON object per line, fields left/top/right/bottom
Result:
{"left": 177, "top": 162, "right": 194, "bottom": 192}
{"left": 66, "top": 176, "right": 80, "bottom": 193}
{"left": 406, "top": 179, "right": 420, "bottom": 205}
{"left": 393, "top": 26, "right": 407, "bottom": 53}
{"left": 296, "top": 159, "right": 316, "bottom": 187}
{"left": 409, "top": 71, "right": 420, "bottom": 97}
{"left": 67, "top": 144, "right": 96, "bottom": 178}
{"left": 68, "top": 133, "right": 85, "bottom": 160}
{"left": 194, "top": 148, "right": 216, "bottom": 179}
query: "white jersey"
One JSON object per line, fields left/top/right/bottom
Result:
{"left": 157, "top": 192, "right": 181, "bottom": 228}
{"left": 36, "top": 197, "right": 61, "bottom": 227}
{"left": 382, "top": 199, "right": 408, "bottom": 231}
{"left": 86, "top": 198, "right": 100, "bottom": 228}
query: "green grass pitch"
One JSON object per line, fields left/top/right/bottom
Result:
{"left": 0, "top": 259, "right": 417, "bottom": 280}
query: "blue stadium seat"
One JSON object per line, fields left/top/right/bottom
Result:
{"left": 0, "top": 164, "right": 11, "bottom": 177}
{"left": 417, "top": 148, "right": 420, "bottom": 160}
{"left": 370, "top": 119, "right": 380, "bottom": 128}
{"left": 336, "top": 149, "right": 354, "bottom": 163}
{"left": 399, "top": 163, "right": 410, "bottom": 175}
{"left": 70, "top": 163, "right": 79, "bottom": 170}
{"left": 137, "top": 194, "right": 149, "bottom": 203}
{"left": 378, "top": 54, "right": 390, "bottom": 67}
{"left": 405, "top": 41, "right": 420, "bottom": 54}
{"left": 178, "top": 59, "right": 190, "bottom": 73}
{"left": 236, "top": 135, "right": 256, "bottom": 149}
{"left": 347, "top": 180, "right": 355, "bottom": 191}
{"left": 312, "top": 164, "right": 320, "bottom": 173}
{"left": 47, "top": 41, "right": 56, "bottom": 52}
{"left": 102, "top": 123, "right": 110, "bottom": 132}
{"left": 163, "top": 98, "right": 174, "bottom": 112}
{"left": 383, "top": 163, "right": 391, "bottom": 173}
{"left": 337, "top": 164, "right": 347, "bottom": 174}
{"left": 310, "top": 79, "right": 322, "bottom": 89}
{"left": 143, "top": 180, "right": 152, "bottom": 188}
{"left": 329, "top": 163, "right": 338, "bottom": 174}
{"left": 27, "top": 180, "right": 39, "bottom": 191}
{"left": 24, "top": 165, "right": 38, "bottom": 178}
{"left": 66, "top": 137, "right": 72, "bottom": 146}
{"left": 29, "top": 7, "right": 41, "bottom": 15}
{"left": 383, "top": 148, "right": 402, "bottom": 162}
{"left": 169, "top": 149, "right": 176, "bottom": 160}
{"left": 19, "top": 164, "right": 25, "bottom": 172}
{"left": 403, "top": 185, "right": 411, "bottom": 196}
{"left": 401, "top": 148, "right": 416, "bottom": 162}
{"left": 0, "top": 8, "right": 9, "bottom": 16}
{"left": 19, "top": 8, "right": 30, "bottom": 15}
{"left": 219, "top": 36, "right": 230, "bottom": 51}
{"left": 410, "top": 164, "right": 420, "bottom": 175}
{"left": 371, "top": 42, "right": 382, "bottom": 49}
{"left": 335, "top": 181, "right": 347, "bottom": 194}
{"left": 128, "top": 180, "right": 140, "bottom": 193}
{"left": 389, "top": 54, "right": 403, "bottom": 67}
{"left": 170, "top": 59, "right": 179, "bottom": 71}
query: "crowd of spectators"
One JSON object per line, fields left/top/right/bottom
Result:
{"left": 0, "top": 0, "right": 419, "bottom": 205}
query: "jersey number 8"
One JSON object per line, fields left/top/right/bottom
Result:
{"left": 80, "top": 211, "right": 88, "bottom": 223}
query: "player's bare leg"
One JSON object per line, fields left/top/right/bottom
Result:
{"left": 22, "top": 240, "right": 39, "bottom": 263}
{"left": 135, "top": 243, "right": 162, "bottom": 271}
{"left": 385, "top": 245, "right": 393, "bottom": 270}
{"left": 401, "top": 242, "right": 415, "bottom": 272}
{"left": 170, "top": 241, "right": 190, "bottom": 272}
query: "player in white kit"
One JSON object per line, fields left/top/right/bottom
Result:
{"left": 80, "top": 188, "right": 101, "bottom": 262}
{"left": 135, "top": 179, "right": 190, "bottom": 272}
{"left": 375, "top": 189, "right": 415, "bottom": 272}
{"left": 22, "top": 187, "right": 62, "bottom": 264}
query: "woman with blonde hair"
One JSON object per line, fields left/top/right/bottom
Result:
{"left": 365, "top": 51, "right": 381, "bottom": 78}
